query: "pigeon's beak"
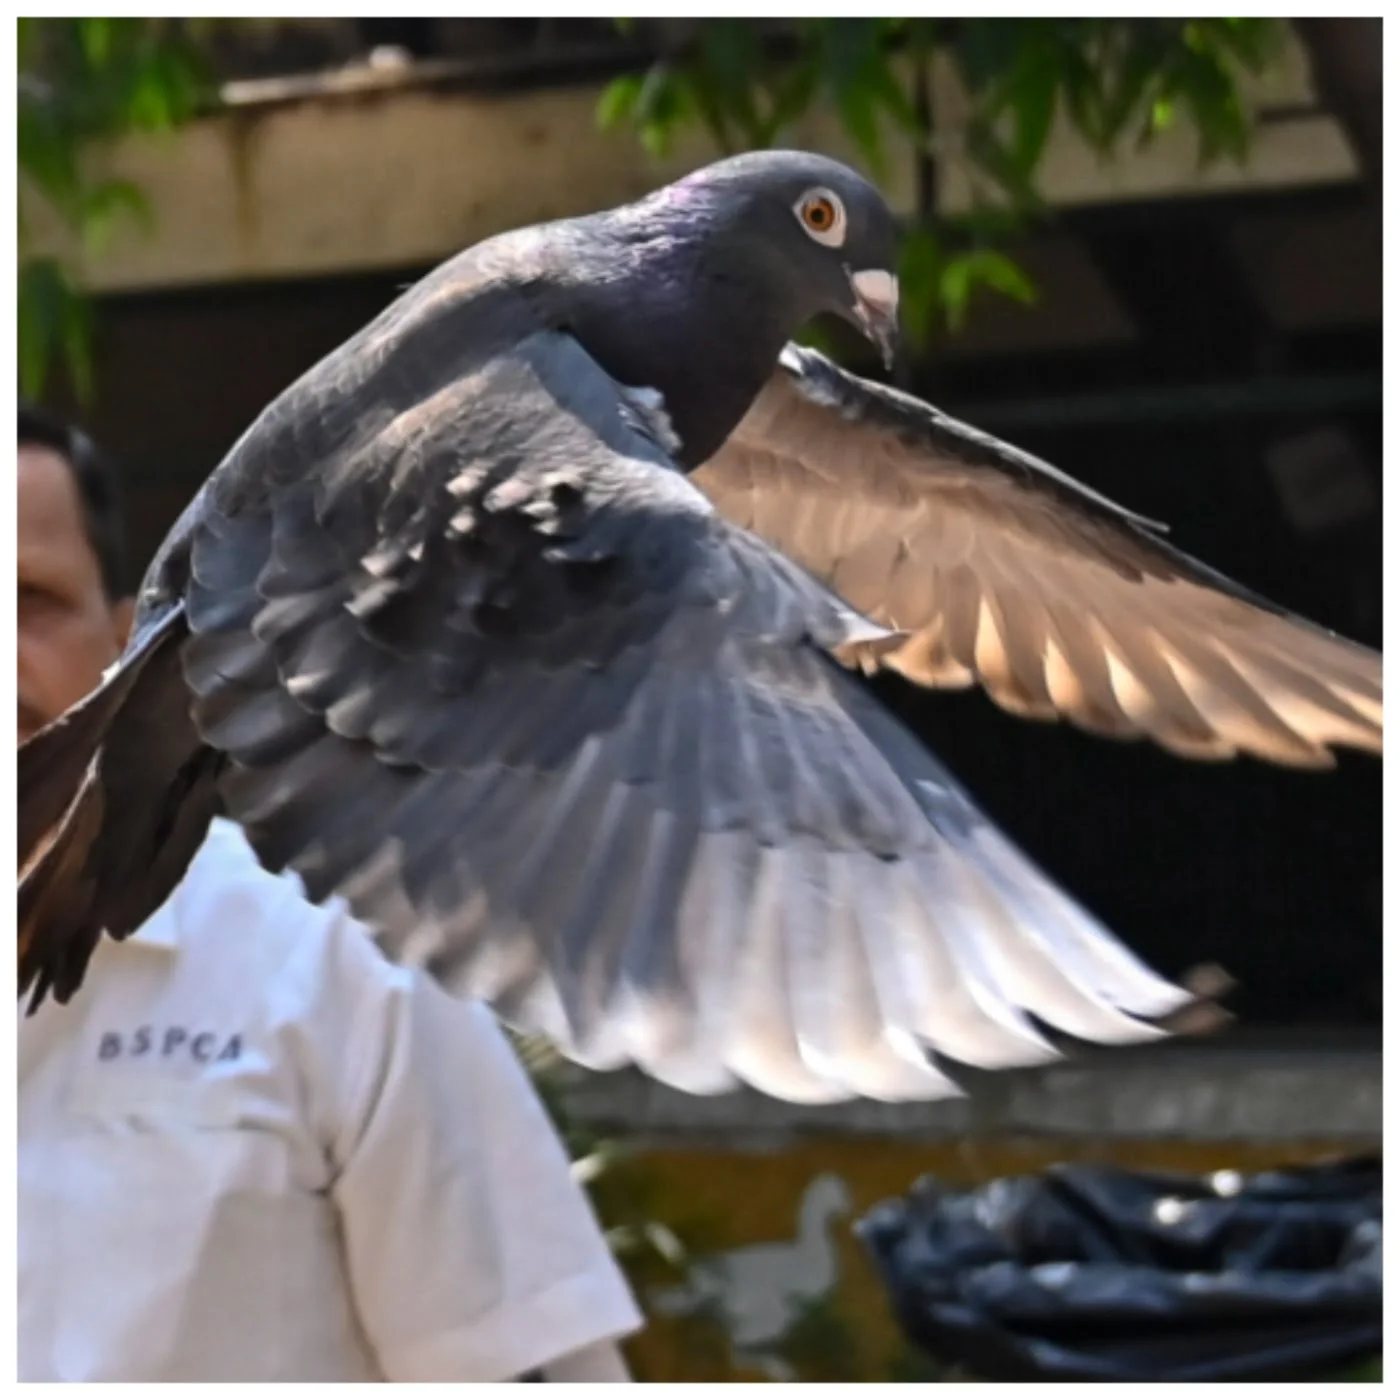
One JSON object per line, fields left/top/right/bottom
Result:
{"left": 849, "top": 268, "right": 901, "bottom": 371}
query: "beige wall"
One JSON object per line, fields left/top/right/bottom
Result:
{"left": 23, "top": 34, "right": 1355, "bottom": 295}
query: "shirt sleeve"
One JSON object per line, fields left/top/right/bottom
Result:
{"left": 308, "top": 911, "right": 643, "bottom": 1382}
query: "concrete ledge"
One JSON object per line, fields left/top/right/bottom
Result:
{"left": 559, "top": 1033, "right": 1381, "bottom": 1145}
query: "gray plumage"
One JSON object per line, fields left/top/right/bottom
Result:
{"left": 18, "top": 151, "right": 1381, "bottom": 1103}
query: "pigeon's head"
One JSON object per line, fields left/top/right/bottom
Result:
{"left": 661, "top": 151, "right": 902, "bottom": 368}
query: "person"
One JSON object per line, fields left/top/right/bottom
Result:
{"left": 18, "top": 404, "right": 642, "bottom": 1382}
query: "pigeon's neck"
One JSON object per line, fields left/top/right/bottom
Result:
{"left": 645, "top": 302, "right": 791, "bottom": 468}
{"left": 557, "top": 220, "right": 798, "bottom": 468}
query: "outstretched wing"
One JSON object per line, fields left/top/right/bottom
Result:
{"left": 696, "top": 345, "right": 1382, "bottom": 767}
{"left": 178, "top": 325, "right": 1200, "bottom": 1103}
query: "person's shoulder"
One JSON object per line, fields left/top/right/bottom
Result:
{"left": 174, "top": 817, "right": 336, "bottom": 940}
{"left": 162, "top": 816, "right": 394, "bottom": 1000}
{"left": 179, "top": 827, "right": 521, "bottom": 1112}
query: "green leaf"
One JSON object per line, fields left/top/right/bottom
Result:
{"left": 954, "top": 18, "right": 1021, "bottom": 93}
{"left": 18, "top": 257, "right": 93, "bottom": 403}
{"left": 128, "top": 58, "right": 178, "bottom": 129}
{"left": 896, "top": 225, "right": 942, "bottom": 348}
{"left": 17, "top": 16, "right": 40, "bottom": 65}
{"left": 867, "top": 55, "right": 920, "bottom": 137}
{"left": 78, "top": 17, "right": 113, "bottom": 67}
{"left": 767, "top": 59, "right": 820, "bottom": 140}
{"left": 15, "top": 18, "right": 221, "bottom": 403}
{"left": 18, "top": 96, "right": 84, "bottom": 222}
{"left": 1010, "top": 64, "right": 1059, "bottom": 176}
{"left": 939, "top": 248, "right": 1037, "bottom": 330}
{"left": 633, "top": 63, "right": 686, "bottom": 155}
{"left": 1059, "top": 40, "right": 1106, "bottom": 143}
{"left": 61, "top": 287, "right": 96, "bottom": 405}
{"left": 818, "top": 19, "right": 894, "bottom": 173}
{"left": 964, "top": 248, "right": 1037, "bottom": 304}
{"left": 682, "top": 68, "right": 739, "bottom": 153}
{"left": 18, "top": 260, "right": 61, "bottom": 400}
{"left": 80, "top": 177, "right": 151, "bottom": 254}
{"left": 698, "top": 21, "right": 765, "bottom": 145}
{"left": 939, "top": 258, "right": 975, "bottom": 331}
{"left": 835, "top": 84, "right": 884, "bottom": 173}
{"left": 964, "top": 118, "right": 1040, "bottom": 204}
{"left": 1211, "top": 17, "right": 1281, "bottom": 71}
{"left": 596, "top": 72, "right": 644, "bottom": 130}
{"left": 989, "top": 39, "right": 1060, "bottom": 180}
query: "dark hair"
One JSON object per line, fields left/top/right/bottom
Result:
{"left": 18, "top": 402, "right": 128, "bottom": 599}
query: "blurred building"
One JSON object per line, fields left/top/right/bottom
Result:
{"left": 26, "top": 21, "right": 1380, "bottom": 1380}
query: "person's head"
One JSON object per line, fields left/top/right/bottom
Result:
{"left": 17, "top": 405, "right": 133, "bottom": 745}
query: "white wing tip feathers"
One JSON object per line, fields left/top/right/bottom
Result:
{"left": 512, "top": 831, "right": 1219, "bottom": 1106}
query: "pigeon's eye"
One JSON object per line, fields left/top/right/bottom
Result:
{"left": 795, "top": 189, "right": 846, "bottom": 247}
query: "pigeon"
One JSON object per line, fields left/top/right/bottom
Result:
{"left": 19, "top": 151, "right": 1381, "bottom": 1104}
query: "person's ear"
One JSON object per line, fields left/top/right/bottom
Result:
{"left": 110, "top": 596, "right": 135, "bottom": 651}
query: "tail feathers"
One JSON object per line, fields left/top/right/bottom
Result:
{"left": 18, "top": 605, "right": 223, "bottom": 1012}
{"left": 19, "top": 610, "right": 183, "bottom": 872}
{"left": 19, "top": 771, "right": 108, "bottom": 1011}
{"left": 19, "top": 753, "right": 224, "bottom": 1011}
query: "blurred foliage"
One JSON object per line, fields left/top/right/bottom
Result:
{"left": 508, "top": 1032, "right": 707, "bottom": 1296}
{"left": 18, "top": 18, "right": 217, "bottom": 401}
{"left": 776, "top": 1290, "right": 869, "bottom": 1381}
{"left": 599, "top": 19, "right": 1286, "bottom": 345}
{"left": 18, "top": 18, "right": 1287, "bottom": 395}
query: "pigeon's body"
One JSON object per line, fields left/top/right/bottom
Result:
{"left": 20, "top": 152, "right": 1380, "bottom": 1103}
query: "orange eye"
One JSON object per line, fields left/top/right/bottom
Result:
{"left": 794, "top": 188, "right": 847, "bottom": 246}
{"left": 802, "top": 195, "right": 836, "bottom": 232}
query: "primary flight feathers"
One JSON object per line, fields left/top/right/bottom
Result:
{"left": 702, "top": 345, "right": 1380, "bottom": 767}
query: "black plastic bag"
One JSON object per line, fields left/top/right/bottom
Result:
{"left": 856, "top": 1156, "right": 1381, "bottom": 1382}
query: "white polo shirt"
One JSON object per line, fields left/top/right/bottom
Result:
{"left": 18, "top": 818, "right": 642, "bottom": 1382}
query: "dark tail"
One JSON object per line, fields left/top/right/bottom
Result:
{"left": 18, "top": 614, "right": 176, "bottom": 872}
{"left": 18, "top": 604, "right": 223, "bottom": 1010}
